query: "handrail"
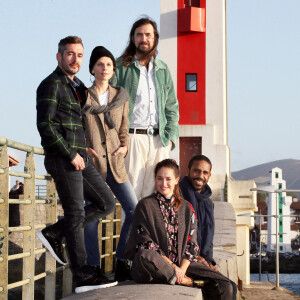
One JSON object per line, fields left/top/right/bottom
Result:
{"left": 0, "top": 136, "right": 122, "bottom": 299}
{"left": 0, "top": 136, "right": 44, "bottom": 155}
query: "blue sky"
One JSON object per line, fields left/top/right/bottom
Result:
{"left": 227, "top": 0, "right": 300, "bottom": 171}
{"left": 1, "top": 0, "right": 300, "bottom": 181}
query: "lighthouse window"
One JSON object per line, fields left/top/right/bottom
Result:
{"left": 185, "top": 0, "right": 200, "bottom": 7}
{"left": 186, "top": 73, "right": 197, "bottom": 92}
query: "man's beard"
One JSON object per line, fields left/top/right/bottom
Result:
{"left": 62, "top": 61, "right": 79, "bottom": 76}
{"left": 188, "top": 176, "right": 207, "bottom": 192}
{"left": 136, "top": 42, "right": 154, "bottom": 56}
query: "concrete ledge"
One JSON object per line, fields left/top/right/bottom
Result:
{"left": 61, "top": 202, "right": 238, "bottom": 299}
{"left": 214, "top": 201, "right": 236, "bottom": 248}
{"left": 213, "top": 201, "right": 238, "bottom": 284}
{"left": 214, "top": 249, "right": 238, "bottom": 283}
{"left": 61, "top": 281, "right": 203, "bottom": 300}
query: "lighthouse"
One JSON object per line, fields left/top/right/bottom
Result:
{"left": 160, "top": 0, "right": 229, "bottom": 201}
{"left": 159, "top": 1, "right": 262, "bottom": 285}
{"left": 267, "top": 168, "right": 292, "bottom": 253}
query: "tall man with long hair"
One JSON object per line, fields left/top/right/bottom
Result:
{"left": 111, "top": 17, "right": 179, "bottom": 200}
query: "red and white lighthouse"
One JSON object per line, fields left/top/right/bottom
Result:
{"left": 160, "top": 0, "right": 229, "bottom": 201}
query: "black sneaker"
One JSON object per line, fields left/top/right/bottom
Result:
{"left": 114, "top": 259, "right": 132, "bottom": 282}
{"left": 37, "top": 227, "right": 67, "bottom": 265}
{"left": 75, "top": 273, "right": 118, "bottom": 293}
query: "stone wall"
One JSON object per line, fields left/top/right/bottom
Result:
{"left": 9, "top": 200, "right": 64, "bottom": 255}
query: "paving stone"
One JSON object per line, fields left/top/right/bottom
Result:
{"left": 61, "top": 281, "right": 203, "bottom": 300}
{"left": 241, "top": 281, "right": 300, "bottom": 300}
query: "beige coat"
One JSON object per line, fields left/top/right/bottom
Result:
{"left": 83, "top": 85, "right": 130, "bottom": 183}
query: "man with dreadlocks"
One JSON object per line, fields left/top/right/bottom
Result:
{"left": 111, "top": 17, "right": 179, "bottom": 201}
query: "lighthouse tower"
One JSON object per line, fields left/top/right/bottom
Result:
{"left": 266, "top": 168, "right": 292, "bottom": 252}
{"left": 160, "top": 0, "right": 229, "bottom": 201}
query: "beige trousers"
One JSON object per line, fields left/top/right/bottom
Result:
{"left": 125, "top": 133, "right": 171, "bottom": 200}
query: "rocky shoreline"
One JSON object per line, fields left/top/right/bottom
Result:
{"left": 250, "top": 254, "right": 300, "bottom": 273}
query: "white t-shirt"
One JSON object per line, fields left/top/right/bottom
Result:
{"left": 98, "top": 90, "right": 109, "bottom": 106}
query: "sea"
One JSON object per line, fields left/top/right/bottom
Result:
{"left": 251, "top": 273, "right": 300, "bottom": 296}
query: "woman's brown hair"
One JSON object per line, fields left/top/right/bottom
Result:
{"left": 154, "top": 159, "right": 184, "bottom": 209}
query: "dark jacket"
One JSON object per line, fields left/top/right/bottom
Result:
{"left": 124, "top": 194, "right": 229, "bottom": 283}
{"left": 180, "top": 176, "right": 215, "bottom": 265}
{"left": 124, "top": 194, "right": 197, "bottom": 265}
{"left": 36, "top": 67, "right": 87, "bottom": 161}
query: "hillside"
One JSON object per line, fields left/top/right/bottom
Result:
{"left": 231, "top": 159, "right": 300, "bottom": 190}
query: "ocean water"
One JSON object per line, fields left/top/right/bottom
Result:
{"left": 251, "top": 273, "right": 300, "bottom": 296}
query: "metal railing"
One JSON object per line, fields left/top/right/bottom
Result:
{"left": 35, "top": 185, "right": 47, "bottom": 200}
{"left": 0, "top": 137, "right": 121, "bottom": 299}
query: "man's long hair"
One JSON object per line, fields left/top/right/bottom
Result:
{"left": 120, "top": 17, "right": 159, "bottom": 67}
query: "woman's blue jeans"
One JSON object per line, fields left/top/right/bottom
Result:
{"left": 84, "top": 163, "right": 138, "bottom": 265}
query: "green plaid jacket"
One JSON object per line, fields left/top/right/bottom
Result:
{"left": 36, "top": 67, "right": 87, "bottom": 161}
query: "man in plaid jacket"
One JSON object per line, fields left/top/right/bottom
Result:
{"left": 36, "top": 36, "right": 117, "bottom": 293}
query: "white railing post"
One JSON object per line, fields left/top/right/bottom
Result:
{"left": 44, "top": 175, "right": 57, "bottom": 300}
{"left": 22, "top": 152, "right": 36, "bottom": 300}
{"left": 0, "top": 144, "right": 9, "bottom": 300}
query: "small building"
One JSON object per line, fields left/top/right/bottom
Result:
{"left": 266, "top": 168, "right": 292, "bottom": 252}
{"left": 252, "top": 189, "right": 300, "bottom": 253}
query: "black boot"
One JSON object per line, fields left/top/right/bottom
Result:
{"left": 114, "top": 259, "right": 131, "bottom": 281}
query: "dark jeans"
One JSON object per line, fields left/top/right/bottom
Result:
{"left": 44, "top": 154, "right": 115, "bottom": 281}
{"left": 84, "top": 163, "right": 138, "bottom": 264}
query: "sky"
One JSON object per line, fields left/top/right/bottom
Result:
{"left": 1, "top": 0, "right": 300, "bottom": 184}
{"left": 227, "top": 0, "right": 300, "bottom": 171}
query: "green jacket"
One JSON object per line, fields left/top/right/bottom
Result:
{"left": 111, "top": 58, "right": 179, "bottom": 149}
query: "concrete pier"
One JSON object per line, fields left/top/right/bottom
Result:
{"left": 240, "top": 281, "right": 300, "bottom": 299}
{"left": 61, "top": 282, "right": 203, "bottom": 300}
{"left": 61, "top": 280, "right": 300, "bottom": 300}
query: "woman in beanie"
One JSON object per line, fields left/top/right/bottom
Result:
{"left": 83, "top": 46, "right": 138, "bottom": 281}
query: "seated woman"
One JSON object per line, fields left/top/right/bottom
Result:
{"left": 83, "top": 46, "right": 138, "bottom": 280}
{"left": 124, "top": 159, "right": 236, "bottom": 300}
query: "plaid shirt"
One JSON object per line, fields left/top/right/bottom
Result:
{"left": 36, "top": 67, "right": 87, "bottom": 161}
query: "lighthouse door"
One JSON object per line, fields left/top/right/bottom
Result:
{"left": 179, "top": 137, "right": 202, "bottom": 178}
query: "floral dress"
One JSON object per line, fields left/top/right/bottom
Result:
{"left": 137, "top": 192, "right": 199, "bottom": 265}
